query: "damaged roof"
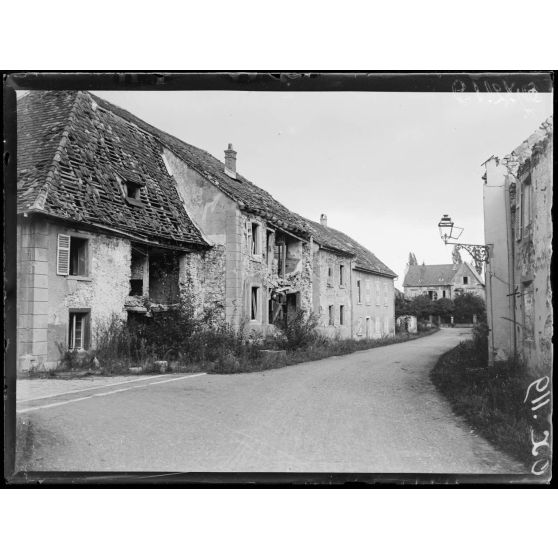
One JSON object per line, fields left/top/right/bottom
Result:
{"left": 302, "top": 217, "right": 397, "bottom": 278}
{"left": 501, "top": 116, "right": 553, "bottom": 179}
{"left": 17, "top": 90, "right": 208, "bottom": 249}
{"left": 89, "top": 93, "right": 311, "bottom": 238}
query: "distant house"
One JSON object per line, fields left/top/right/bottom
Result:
{"left": 17, "top": 91, "right": 209, "bottom": 373}
{"left": 403, "top": 262, "right": 485, "bottom": 301}
{"left": 482, "top": 117, "right": 552, "bottom": 371}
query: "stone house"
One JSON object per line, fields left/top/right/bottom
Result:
{"left": 482, "top": 117, "right": 552, "bottom": 372}
{"left": 17, "top": 90, "right": 211, "bottom": 373}
{"left": 403, "top": 262, "right": 485, "bottom": 301}
{"left": 16, "top": 90, "right": 397, "bottom": 372}
{"left": 303, "top": 215, "right": 397, "bottom": 339}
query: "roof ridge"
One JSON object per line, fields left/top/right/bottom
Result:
{"left": 30, "top": 91, "right": 81, "bottom": 211}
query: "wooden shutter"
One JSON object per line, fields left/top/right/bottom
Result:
{"left": 516, "top": 184, "right": 522, "bottom": 241}
{"left": 57, "top": 234, "right": 71, "bottom": 275}
{"left": 83, "top": 312, "right": 91, "bottom": 350}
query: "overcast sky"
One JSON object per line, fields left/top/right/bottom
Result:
{"left": 94, "top": 90, "right": 552, "bottom": 288}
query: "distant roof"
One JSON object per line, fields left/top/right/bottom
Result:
{"left": 403, "top": 264, "right": 458, "bottom": 287}
{"left": 17, "top": 90, "right": 208, "bottom": 249}
{"left": 89, "top": 93, "right": 310, "bottom": 238}
{"left": 302, "top": 217, "right": 397, "bottom": 278}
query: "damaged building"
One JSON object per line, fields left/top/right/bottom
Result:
{"left": 482, "top": 116, "right": 553, "bottom": 372}
{"left": 16, "top": 90, "right": 397, "bottom": 374}
{"left": 16, "top": 91, "right": 209, "bottom": 372}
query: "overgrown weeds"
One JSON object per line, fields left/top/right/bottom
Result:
{"left": 54, "top": 303, "right": 439, "bottom": 377}
{"left": 431, "top": 339, "right": 534, "bottom": 467}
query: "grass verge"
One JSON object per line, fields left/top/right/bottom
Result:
{"left": 430, "top": 340, "right": 535, "bottom": 466}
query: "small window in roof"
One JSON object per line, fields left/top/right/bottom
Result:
{"left": 125, "top": 181, "right": 144, "bottom": 206}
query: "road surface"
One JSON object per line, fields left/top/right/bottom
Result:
{"left": 15, "top": 328, "right": 526, "bottom": 473}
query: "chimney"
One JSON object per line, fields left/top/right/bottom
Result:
{"left": 224, "top": 143, "right": 237, "bottom": 178}
{"left": 320, "top": 213, "right": 327, "bottom": 227}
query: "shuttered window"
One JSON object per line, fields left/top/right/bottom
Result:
{"left": 251, "top": 287, "right": 259, "bottom": 321}
{"left": 57, "top": 234, "right": 71, "bottom": 275}
{"left": 57, "top": 234, "right": 89, "bottom": 276}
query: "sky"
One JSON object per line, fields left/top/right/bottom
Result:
{"left": 93, "top": 89, "right": 552, "bottom": 288}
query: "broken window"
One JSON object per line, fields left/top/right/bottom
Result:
{"left": 251, "top": 286, "right": 259, "bottom": 320}
{"left": 57, "top": 235, "right": 88, "bottom": 276}
{"left": 125, "top": 180, "right": 144, "bottom": 206}
{"left": 148, "top": 248, "right": 179, "bottom": 304}
{"left": 130, "top": 245, "right": 148, "bottom": 296}
{"left": 69, "top": 310, "right": 90, "bottom": 350}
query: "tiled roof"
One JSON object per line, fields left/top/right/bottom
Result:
{"left": 403, "top": 264, "right": 457, "bottom": 287}
{"left": 302, "top": 217, "right": 397, "bottom": 278}
{"left": 17, "top": 90, "right": 208, "bottom": 249}
{"left": 89, "top": 94, "right": 311, "bottom": 237}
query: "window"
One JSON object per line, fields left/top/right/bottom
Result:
{"left": 384, "top": 284, "right": 388, "bottom": 306}
{"left": 266, "top": 230, "right": 273, "bottom": 263}
{"left": 375, "top": 280, "right": 380, "bottom": 306}
{"left": 463, "top": 276, "right": 469, "bottom": 285}
{"left": 328, "top": 305, "right": 334, "bottom": 325}
{"left": 340, "top": 305, "right": 345, "bottom": 325}
{"left": 69, "top": 310, "right": 90, "bottom": 350}
{"left": 384, "top": 317, "right": 389, "bottom": 335}
{"left": 251, "top": 287, "right": 259, "bottom": 321}
{"left": 125, "top": 181, "right": 144, "bottom": 206}
{"left": 127, "top": 182, "right": 141, "bottom": 199}
{"left": 442, "top": 290, "right": 446, "bottom": 298}
{"left": 428, "top": 290, "right": 438, "bottom": 300}
{"left": 250, "top": 223, "right": 260, "bottom": 256}
{"left": 375, "top": 316, "right": 380, "bottom": 334}
{"left": 327, "top": 266, "right": 333, "bottom": 286}
{"left": 339, "top": 265, "right": 345, "bottom": 286}
{"left": 357, "top": 280, "right": 362, "bottom": 303}
{"left": 57, "top": 234, "right": 88, "bottom": 276}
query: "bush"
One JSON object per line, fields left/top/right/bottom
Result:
{"left": 277, "top": 310, "right": 321, "bottom": 351}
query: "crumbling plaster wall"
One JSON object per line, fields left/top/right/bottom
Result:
{"left": 163, "top": 148, "right": 239, "bottom": 327}
{"left": 47, "top": 221, "right": 131, "bottom": 367}
{"left": 238, "top": 212, "right": 313, "bottom": 335}
{"left": 180, "top": 245, "right": 226, "bottom": 322}
{"left": 514, "top": 138, "right": 553, "bottom": 376}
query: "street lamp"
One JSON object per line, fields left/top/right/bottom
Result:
{"left": 437, "top": 214, "right": 490, "bottom": 273}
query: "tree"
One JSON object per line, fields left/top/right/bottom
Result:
{"left": 452, "top": 245, "right": 462, "bottom": 265}
{"left": 407, "top": 294, "right": 434, "bottom": 320}
{"left": 433, "top": 298, "right": 455, "bottom": 322}
{"left": 395, "top": 296, "right": 411, "bottom": 317}
{"left": 453, "top": 292, "right": 486, "bottom": 323}
{"left": 408, "top": 252, "right": 418, "bottom": 266}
